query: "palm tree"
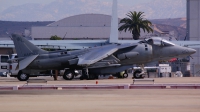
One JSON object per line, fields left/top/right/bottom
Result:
{"left": 118, "top": 11, "right": 153, "bottom": 40}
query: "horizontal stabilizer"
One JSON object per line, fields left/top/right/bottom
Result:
{"left": 18, "top": 55, "right": 38, "bottom": 70}
{"left": 7, "top": 57, "right": 24, "bottom": 63}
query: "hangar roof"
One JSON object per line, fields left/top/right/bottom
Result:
{"left": 47, "top": 14, "right": 120, "bottom": 27}
{"left": 31, "top": 13, "right": 149, "bottom": 40}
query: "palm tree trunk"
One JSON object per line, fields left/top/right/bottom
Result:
{"left": 132, "top": 34, "right": 140, "bottom": 40}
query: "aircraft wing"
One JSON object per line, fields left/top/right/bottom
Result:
{"left": 78, "top": 43, "right": 137, "bottom": 66}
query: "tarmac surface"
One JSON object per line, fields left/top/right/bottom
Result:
{"left": 0, "top": 77, "right": 200, "bottom": 112}
{"left": 0, "top": 76, "right": 200, "bottom": 85}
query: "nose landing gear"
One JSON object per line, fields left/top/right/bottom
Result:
{"left": 133, "top": 64, "right": 146, "bottom": 79}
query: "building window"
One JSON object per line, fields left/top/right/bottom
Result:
{"left": 1, "top": 56, "right": 9, "bottom": 63}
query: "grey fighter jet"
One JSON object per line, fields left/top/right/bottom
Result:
{"left": 11, "top": 34, "right": 196, "bottom": 81}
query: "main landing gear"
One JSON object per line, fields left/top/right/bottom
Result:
{"left": 17, "top": 70, "right": 30, "bottom": 81}
{"left": 63, "top": 69, "right": 75, "bottom": 80}
{"left": 80, "top": 68, "right": 98, "bottom": 80}
{"left": 63, "top": 68, "right": 98, "bottom": 80}
{"left": 133, "top": 65, "right": 146, "bottom": 79}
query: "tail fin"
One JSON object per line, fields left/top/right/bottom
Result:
{"left": 109, "top": 0, "right": 118, "bottom": 43}
{"left": 12, "top": 34, "right": 48, "bottom": 57}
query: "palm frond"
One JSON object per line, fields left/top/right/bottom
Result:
{"left": 118, "top": 11, "right": 154, "bottom": 40}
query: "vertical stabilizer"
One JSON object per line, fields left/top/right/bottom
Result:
{"left": 109, "top": 0, "right": 118, "bottom": 43}
{"left": 12, "top": 34, "right": 48, "bottom": 57}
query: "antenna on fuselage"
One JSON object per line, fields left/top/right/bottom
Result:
{"left": 109, "top": 0, "right": 118, "bottom": 43}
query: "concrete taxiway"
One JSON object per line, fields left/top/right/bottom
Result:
{"left": 0, "top": 77, "right": 200, "bottom": 112}
{"left": 0, "top": 89, "right": 200, "bottom": 112}
{"left": 1, "top": 77, "right": 200, "bottom": 90}
{"left": 0, "top": 76, "right": 200, "bottom": 85}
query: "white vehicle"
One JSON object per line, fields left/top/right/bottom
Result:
{"left": 0, "top": 54, "right": 21, "bottom": 78}
{"left": 0, "top": 54, "right": 10, "bottom": 77}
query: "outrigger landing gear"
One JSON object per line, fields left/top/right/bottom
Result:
{"left": 133, "top": 64, "right": 146, "bottom": 79}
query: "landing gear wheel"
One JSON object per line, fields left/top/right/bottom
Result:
{"left": 95, "top": 75, "right": 99, "bottom": 79}
{"left": 88, "top": 74, "right": 98, "bottom": 80}
{"left": 80, "top": 75, "right": 88, "bottom": 80}
{"left": 63, "top": 70, "right": 74, "bottom": 80}
{"left": 80, "top": 75, "right": 84, "bottom": 80}
{"left": 80, "top": 69, "right": 89, "bottom": 80}
{"left": 89, "top": 74, "right": 95, "bottom": 80}
{"left": 17, "top": 71, "right": 29, "bottom": 81}
{"left": 116, "top": 72, "right": 122, "bottom": 78}
{"left": 123, "top": 73, "right": 128, "bottom": 78}
{"left": 133, "top": 70, "right": 141, "bottom": 79}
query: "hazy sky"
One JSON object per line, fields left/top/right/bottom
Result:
{"left": 0, "top": 0, "right": 154, "bottom": 11}
{"left": 0, "top": 0, "right": 54, "bottom": 11}
{"left": 0, "top": 0, "right": 185, "bottom": 21}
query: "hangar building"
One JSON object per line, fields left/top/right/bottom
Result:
{"left": 31, "top": 14, "right": 148, "bottom": 40}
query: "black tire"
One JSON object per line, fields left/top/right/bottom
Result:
{"left": 80, "top": 75, "right": 84, "bottom": 80}
{"left": 63, "top": 70, "right": 74, "bottom": 80}
{"left": 133, "top": 70, "right": 141, "bottom": 79}
{"left": 116, "top": 72, "right": 123, "bottom": 78}
{"left": 123, "top": 73, "right": 128, "bottom": 78}
{"left": 17, "top": 71, "right": 29, "bottom": 81}
{"left": 80, "top": 69, "right": 89, "bottom": 80}
{"left": 79, "top": 75, "right": 88, "bottom": 80}
{"left": 95, "top": 75, "right": 99, "bottom": 79}
{"left": 88, "top": 74, "right": 97, "bottom": 80}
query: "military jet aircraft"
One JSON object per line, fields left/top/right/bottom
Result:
{"left": 11, "top": 34, "right": 196, "bottom": 81}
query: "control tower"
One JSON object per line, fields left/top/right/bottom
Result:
{"left": 187, "top": 0, "right": 200, "bottom": 76}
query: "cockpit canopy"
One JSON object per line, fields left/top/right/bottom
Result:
{"left": 145, "top": 37, "right": 175, "bottom": 46}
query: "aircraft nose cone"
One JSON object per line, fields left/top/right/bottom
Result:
{"left": 190, "top": 48, "right": 196, "bottom": 54}
{"left": 186, "top": 48, "right": 196, "bottom": 55}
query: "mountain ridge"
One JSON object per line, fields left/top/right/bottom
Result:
{"left": 0, "top": 0, "right": 186, "bottom": 21}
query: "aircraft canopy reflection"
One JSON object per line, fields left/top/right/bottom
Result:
{"left": 144, "top": 37, "right": 175, "bottom": 46}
